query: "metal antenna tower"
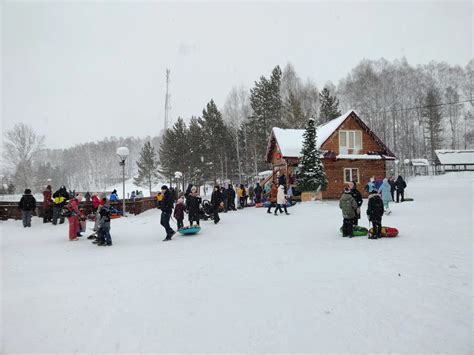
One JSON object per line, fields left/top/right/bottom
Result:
{"left": 164, "top": 69, "right": 171, "bottom": 131}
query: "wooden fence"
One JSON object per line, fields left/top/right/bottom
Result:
{"left": 0, "top": 198, "right": 158, "bottom": 221}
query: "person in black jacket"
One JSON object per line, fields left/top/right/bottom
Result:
{"left": 187, "top": 186, "right": 202, "bottom": 226}
{"left": 52, "top": 185, "right": 70, "bottom": 225}
{"left": 367, "top": 190, "right": 384, "bottom": 239}
{"left": 210, "top": 185, "right": 222, "bottom": 224}
{"left": 388, "top": 176, "right": 396, "bottom": 201}
{"left": 221, "top": 186, "right": 229, "bottom": 212}
{"left": 159, "top": 185, "right": 175, "bottom": 241}
{"left": 254, "top": 182, "right": 263, "bottom": 203}
{"left": 395, "top": 175, "right": 407, "bottom": 202}
{"left": 19, "top": 188, "right": 36, "bottom": 227}
{"left": 227, "top": 184, "right": 236, "bottom": 211}
{"left": 349, "top": 181, "right": 363, "bottom": 226}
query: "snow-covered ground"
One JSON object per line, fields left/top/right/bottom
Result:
{"left": 1, "top": 173, "right": 472, "bottom": 353}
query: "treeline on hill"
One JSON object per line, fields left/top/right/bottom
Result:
{"left": 2, "top": 57, "right": 473, "bottom": 194}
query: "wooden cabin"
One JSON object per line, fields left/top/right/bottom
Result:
{"left": 265, "top": 110, "right": 396, "bottom": 199}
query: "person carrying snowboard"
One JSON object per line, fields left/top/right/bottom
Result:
{"left": 339, "top": 185, "right": 358, "bottom": 238}
{"left": 367, "top": 189, "right": 384, "bottom": 239}
{"left": 211, "top": 185, "right": 222, "bottom": 224}
{"left": 19, "top": 188, "right": 36, "bottom": 228}
{"left": 159, "top": 185, "right": 175, "bottom": 241}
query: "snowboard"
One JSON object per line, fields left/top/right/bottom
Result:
{"left": 340, "top": 225, "right": 368, "bottom": 237}
{"left": 178, "top": 226, "right": 201, "bottom": 236}
{"left": 369, "top": 226, "right": 399, "bottom": 238}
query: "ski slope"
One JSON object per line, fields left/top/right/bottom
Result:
{"left": 1, "top": 173, "right": 472, "bottom": 353}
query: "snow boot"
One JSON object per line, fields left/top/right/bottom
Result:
{"left": 162, "top": 237, "right": 172, "bottom": 242}
{"left": 285, "top": 212, "right": 290, "bottom": 215}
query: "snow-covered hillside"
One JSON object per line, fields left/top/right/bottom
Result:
{"left": 1, "top": 173, "right": 472, "bottom": 353}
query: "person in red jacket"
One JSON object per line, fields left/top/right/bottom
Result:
{"left": 91, "top": 192, "right": 100, "bottom": 211}
{"left": 66, "top": 194, "right": 83, "bottom": 241}
{"left": 42, "top": 185, "right": 53, "bottom": 223}
{"left": 173, "top": 197, "right": 186, "bottom": 230}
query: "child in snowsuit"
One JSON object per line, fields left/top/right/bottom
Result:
{"left": 378, "top": 178, "right": 392, "bottom": 215}
{"left": 174, "top": 197, "right": 186, "bottom": 229}
{"left": 367, "top": 189, "right": 384, "bottom": 239}
{"left": 19, "top": 188, "right": 36, "bottom": 228}
{"left": 78, "top": 208, "right": 87, "bottom": 235}
{"left": 339, "top": 186, "right": 358, "bottom": 237}
{"left": 66, "top": 194, "right": 82, "bottom": 241}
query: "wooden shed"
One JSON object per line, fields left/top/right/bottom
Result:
{"left": 265, "top": 110, "right": 396, "bottom": 199}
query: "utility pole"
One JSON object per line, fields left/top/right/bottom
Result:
{"left": 164, "top": 69, "right": 171, "bottom": 131}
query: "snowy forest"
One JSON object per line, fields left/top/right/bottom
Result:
{"left": 2, "top": 57, "right": 473, "bottom": 194}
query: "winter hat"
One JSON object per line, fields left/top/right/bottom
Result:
{"left": 191, "top": 186, "right": 197, "bottom": 193}
{"left": 161, "top": 185, "right": 168, "bottom": 190}
{"left": 24, "top": 188, "right": 31, "bottom": 194}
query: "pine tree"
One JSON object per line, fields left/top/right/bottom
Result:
{"left": 135, "top": 141, "right": 160, "bottom": 196}
{"left": 423, "top": 87, "right": 444, "bottom": 161}
{"left": 284, "top": 91, "right": 306, "bottom": 128}
{"left": 248, "top": 65, "right": 283, "bottom": 170}
{"left": 297, "top": 118, "right": 327, "bottom": 192}
{"left": 319, "top": 87, "right": 341, "bottom": 123}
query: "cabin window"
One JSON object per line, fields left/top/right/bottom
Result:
{"left": 344, "top": 168, "right": 359, "bottom": 184}
{"left": 339, "top": 130, "right": 362, "bottom": 154}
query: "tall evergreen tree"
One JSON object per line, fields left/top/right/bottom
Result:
{"left": 297, "top": 118, "right": 327, "bottom": 192}
{"left": 319, "top": 87, "right": 341, "bottom": 123}
{"left": 134, "top": 141, "right": 160, "bottom": 196}
{"left": 187, "top": 117, "right": 206, "bottom": 185}
{"left": 423, "top": 87, "right": 444, "bottom": 161}
{"left": 284, "top": 91, "right": 306, "bottom": 128}
{"left": 249, "top": 65, "right": 283, "bottom": 170}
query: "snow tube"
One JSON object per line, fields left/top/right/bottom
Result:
{"left": 110, "top": 214, "right": 121, "bottom": 219}
{"left": 340, "top": 225, "right": 368, "bottom": 237}
{"left": 178, "top": 226, "right": 201, "bottom": 236}
{"left": 369, "top": 226, "right": 399, "bottom": 238}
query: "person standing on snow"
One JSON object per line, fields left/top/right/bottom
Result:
{"left": 19, "top": 188, "right": 36, "bottom": 228}
{"left": 109, "top": 189, "right": 118, "bottom": 202}
{"left": 228, "top": 184, "right": 236, "bottom": 211}
{"left": 42, "top": 185, "right": 53, "bottom": 223}
{"left": 365, "top": 176, "right": 375, "bottom": 193}
{"left": 159, "top": 185, "right": 175, "bottom": 241}
{"left": 66, "top": 194, "right": 82, "bottom": 241}
{"left": 211, "top": 185, "right": 222, "bottom": 224}
{"left": 395, "top": 175, "right": 407, "bottom": 203}
{"left": 388, "top": 176, "right": 396, "bottom": 201}
{"left": 173, "top": 197, "right": 186, "bottom": 230}
{"left": 187, "top": 186, "right": 202, "bottom": 227}
{"left": 274, "top": 184, "right": 290, "bottom": 216}
{"left": 52, "top": 185, "right": 69, "bottom": 225}
{"left": 367, "top": 189, "right": 384, "bottom": 239}
{"left": 221, "top": 186, "right": 229, "bottom": 212}
{"left": 378, "top": 178, "right": 392, "bottom": 215}
{"left": 266, "top": 183, "right": 278, "bottom": 214}
{"left": 339, "top": 185, "right": 358, "bottom": 237}
{"left": 348, "top": 181, "right": 363, "bottom": 225}
{"left": 254, "top": 182, "right": 263, "bottom": 204}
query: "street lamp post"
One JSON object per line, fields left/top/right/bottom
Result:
{"left": 116, "top": 147, "right": 129, "bottom": 216}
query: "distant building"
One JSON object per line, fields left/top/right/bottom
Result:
{"left": 266, "top": 110, "right": 396, "bottom": 199}
{"left": 434, "top": 150, "right": 474, "bottom": 173}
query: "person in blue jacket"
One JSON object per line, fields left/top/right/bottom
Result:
{"left": 109, "top": 189, "right": 118, "bottom": 202}
{"left": 378, "top": 178, "right": 392, "bottom": 215}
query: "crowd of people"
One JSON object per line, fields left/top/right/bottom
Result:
{"left": 17, "top": 172, "right": 407, "bottom": 243}
{"left": 339, "top": 175, "right": 407, "bottom": 239}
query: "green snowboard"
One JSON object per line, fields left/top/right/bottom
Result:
{"left": 340, "top": 225, "right": 369, "bottom": 237}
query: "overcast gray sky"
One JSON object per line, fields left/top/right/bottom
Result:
{"left": 2, "top": 1, "right": 472, "bottom": 149}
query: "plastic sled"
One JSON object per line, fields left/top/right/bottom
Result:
{"left": 178, "top": 226, "right": 201, "bottom": 236}
{"left": 340, "top": 225, "right": 368, "bottom": 237}
{"left": 369, "top": 226, "right": 399, "bottom": 238}
{"left": 110, "top": 214, "right": 121, "bottom": 219}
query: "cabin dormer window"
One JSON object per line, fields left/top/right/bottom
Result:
{"left": 339, "top": 130, "right": 362, "bottom": 154}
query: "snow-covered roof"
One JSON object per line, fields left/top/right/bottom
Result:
{"left": 410, "top": 158, "right": 430, "bottom": 166}
{"left": 272, "top": 110, "right": 354, "bottom": 157}
{"left": 336, "top": 154, "right": 396, "bottom": 160}
{"left": 435, "top": 150, "right": 474, "bottom": 165}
